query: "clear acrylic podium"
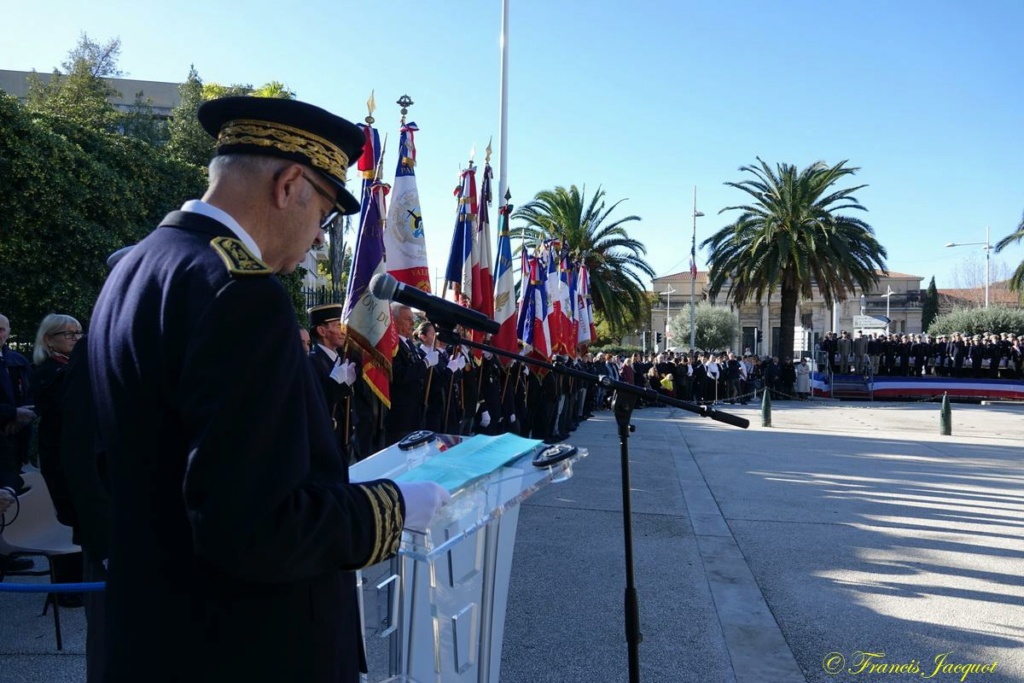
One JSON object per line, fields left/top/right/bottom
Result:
{"left": 350, "top": 432, "right": 585, "bottom": 683}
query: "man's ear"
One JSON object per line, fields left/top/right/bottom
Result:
{"left": 272, "top": 163, "right": 305, "bottom": 209}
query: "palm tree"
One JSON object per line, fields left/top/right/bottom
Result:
{"left": 994, "top": 210, "right": 1024, "bottom": 302}
{"left": 701, "top": 158, "right": 887, "bottom": 361}
{"left": 513, "top": 185, "right": 655, "bottom": 333}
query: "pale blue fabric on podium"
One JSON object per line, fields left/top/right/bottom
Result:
{"left": 394, "top": 433, "right": 544, "bottom": 493}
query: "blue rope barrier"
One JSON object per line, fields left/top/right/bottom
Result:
{"left": 0, "top": 582, "right": 106, "bottom": 593}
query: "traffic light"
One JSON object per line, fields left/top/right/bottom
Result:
{"left": 656, "top": 332, "right": 663, "bottom": 344}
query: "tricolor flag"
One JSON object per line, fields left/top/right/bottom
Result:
{"left": 384, "top": 121, "right": 431, "bottom": 292}
{"left": 561, "top": 253, "right": 578, "bottom": 358}
{"left": 544, "top": 241, "right": 572, "bottom": 357}
{"left": 471, "top": 161, "right": 495, "bottom": 320}
{"left": 516, "top": 250, "right": 550, "bottom": 361}
{"left": 444, "top": 164, "right": 477, "bottom": 303}
{"left": 491, "top": 201, "right": 518, "bottom": 361}
{"left": 343, "top": 125, "right": 398, "bottom": 408}
{"left": 576, "top": 263, "right": 597, "bottom": 349}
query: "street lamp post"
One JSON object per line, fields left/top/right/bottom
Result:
{"left": 664, "top": 285, "right": 676, "bottom": 349}
{"left": 881, "top": 285, "right": 894, "bottom": 334}
{"left": 690, "top": 186, "right": 704, "bottom": 353}
{"left": 945, "top": 226, "right": 991, "bottom": 308}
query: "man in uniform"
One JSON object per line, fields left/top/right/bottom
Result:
{"left": 308, "top": 304, "right": 359, "bottom": 463}
{"left": 386, "top": 303, "right": 433, "bottom": 445}
{"left": 88, "top": 97, "right": 448, "bottom": 683}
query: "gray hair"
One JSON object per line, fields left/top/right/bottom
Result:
{"left": 33, "top": 313, "right": 81, "bottom": 364}
{"left": 208, "top": 154, "right": 287, "bottom": 184}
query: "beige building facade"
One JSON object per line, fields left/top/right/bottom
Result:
{"left": 0, "top": 69, "right": 180, "bottom": 118}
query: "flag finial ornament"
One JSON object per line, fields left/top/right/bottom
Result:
{"left": 396, "top": 94, "right": 414, "bottom": 123}
{"left": 485, "top": 138, "right": 493, "bottom": 164}
{"left": 365, "top": 90, "right": 376, "bottom": 125}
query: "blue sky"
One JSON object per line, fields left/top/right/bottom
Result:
{"left": 3, "top": 0, "right": 1022, "bottom": 291}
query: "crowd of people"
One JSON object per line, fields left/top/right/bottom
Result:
{"left": 584, "top": 350, "right": 814, "bottom": 404}
{"left": 818, "top": 330, "right": 1024, "bottom": 379}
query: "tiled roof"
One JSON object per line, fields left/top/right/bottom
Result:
{"left": 879, "top": 270, "right": 923, "bottom": 280}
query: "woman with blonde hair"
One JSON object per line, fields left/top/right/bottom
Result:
{"left": 31, "top": 313, "right": 85, "bottom": 607}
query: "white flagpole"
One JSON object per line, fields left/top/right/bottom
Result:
{"left": 497, "top": 0, "right": 510, "bottom": 210}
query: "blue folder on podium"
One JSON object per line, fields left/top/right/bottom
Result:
{"left": 350, "top": 432, "right": 586, "bottom": 683}
{"left": 394, "top": 432, "right": 546, "bottom": 493}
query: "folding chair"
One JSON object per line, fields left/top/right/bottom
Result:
{"left": 0, "top": 469, "right": 82, "bottom": 650}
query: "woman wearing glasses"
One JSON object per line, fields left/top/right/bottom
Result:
{"left": 31, "top": 313, "right": 86, "bottom": 606}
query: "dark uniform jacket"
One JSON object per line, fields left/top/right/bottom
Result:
{"left": 385, "top": 338, "right": 427, "bottom": 444}
{"left": 0, "top": 346, "right": 32, "bottom": 486}
{"left": 88, "top": 210, "right": 404, "bottom": 683}
{"left": 309, "top": 344, "right": 357, "bottom": 463}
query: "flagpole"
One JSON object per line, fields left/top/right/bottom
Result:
{"left": 689, "top": 186, "right": 704, "bottom": 354}
{"left": 497, "top": 0, "right": 510, "bottom": 211}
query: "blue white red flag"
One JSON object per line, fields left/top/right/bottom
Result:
{"left": 562, "top": 255, "right": 578, "bottom": 358}
{"left": 491, "top": 201, "right": 518, "bottom": 362}
{"left": 544, "top": 241, "right": 572, "bottom": 357}
{"left": 444, "top": 165, "right": 476, "bottom": 302}
{"left": 576, "top": 264, "right": 597, "bottom": 348}
{"left": 384, "top": 122, "right": 431, "bottom": 292}
{"left": 472, "top": 162, "right": 495, "bottom": 320}
{"left": 516, "top": 251, "right": 550, "bottom": 361}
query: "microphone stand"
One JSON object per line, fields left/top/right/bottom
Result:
{"left": 434, "top": 326, "right": 748, "bottom": 683}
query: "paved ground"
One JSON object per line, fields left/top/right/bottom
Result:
{"left": 3, "top": 398, "right": 1023, "bottom": 682}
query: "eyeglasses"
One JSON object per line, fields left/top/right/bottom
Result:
{"left": 300, "top": 173, "right": 344, "bottom": 231}
{"left": 53, "top": 330, "right": 84, "bottom": 339}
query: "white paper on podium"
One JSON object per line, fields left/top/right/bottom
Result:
{"left": 393, "top": 432, "right": 543, "bottom": 493}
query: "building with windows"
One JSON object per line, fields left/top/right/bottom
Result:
{"left": 650, "top": 270, "right": 924, "bottom": 357}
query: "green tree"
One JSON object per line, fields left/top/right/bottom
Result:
{"left": 927, "top": 306, "right": 1024, "bottom": 337}
{"left": 0, "top": 93, "right": 205, "bottom": 341}
{"left": 24, "top": 33, "right": 122, "bottom": 132}
{"left": 921, "top": 276, "right": 940, "bottom": 330}
{"left": 994, "top": 209, "right": 1024, "bottom": 303}
{"left": 513, "top": 185, "right": 654, "bottom": 331}
{"left": 120, "top": 90, "right": 168, "bottom": 146}
{"left": 166, "top": 66, "right": 214, "bottom": 168}
{"left": 251, "top": 81, "right": 296, "bottom": 99}
{"left": 668, "top": 302, "right": 737, "bottom": 352}
{"left": 702, "top": 158, "right": 887, "bottom": 361}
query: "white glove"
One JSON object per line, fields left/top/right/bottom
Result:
{"left": 509, "top": 413, "right": 516, "bottom": 423}
{"left": 446, "top": 357, "right": 461, "bottom": 372}
{"left": 329, "top": 359, "right": 346, "bottom": 384}
{"left": 396, "top": 481, "right": 451, "bottom": 531}
{"left": 342, "top": 360, "right": 358, "bottom": 386}
{"left": 523, "top": 365, "right": 530, "bottom": 375}
{"left": 483, "top": 350, "right": 493, "bottom": 360}
{"left": 480, "top": 411, "right": 491, "bottom": 427}
{"left": 456, "top": 355, "right": 467, "bottom": 371}
{"left": 423, "top": 350, "right": 439, "bottom": 368}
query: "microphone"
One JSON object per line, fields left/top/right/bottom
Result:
{"left": 370, "top": 273, "right": 500, "bottom": 335}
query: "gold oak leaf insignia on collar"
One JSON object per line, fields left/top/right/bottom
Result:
{"left": 210, "top": 236, "right": 272, "bottom": 276}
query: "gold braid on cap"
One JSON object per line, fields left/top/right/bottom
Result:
{"left": 218, "top": 119, "right": 350, "bottom": 183}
